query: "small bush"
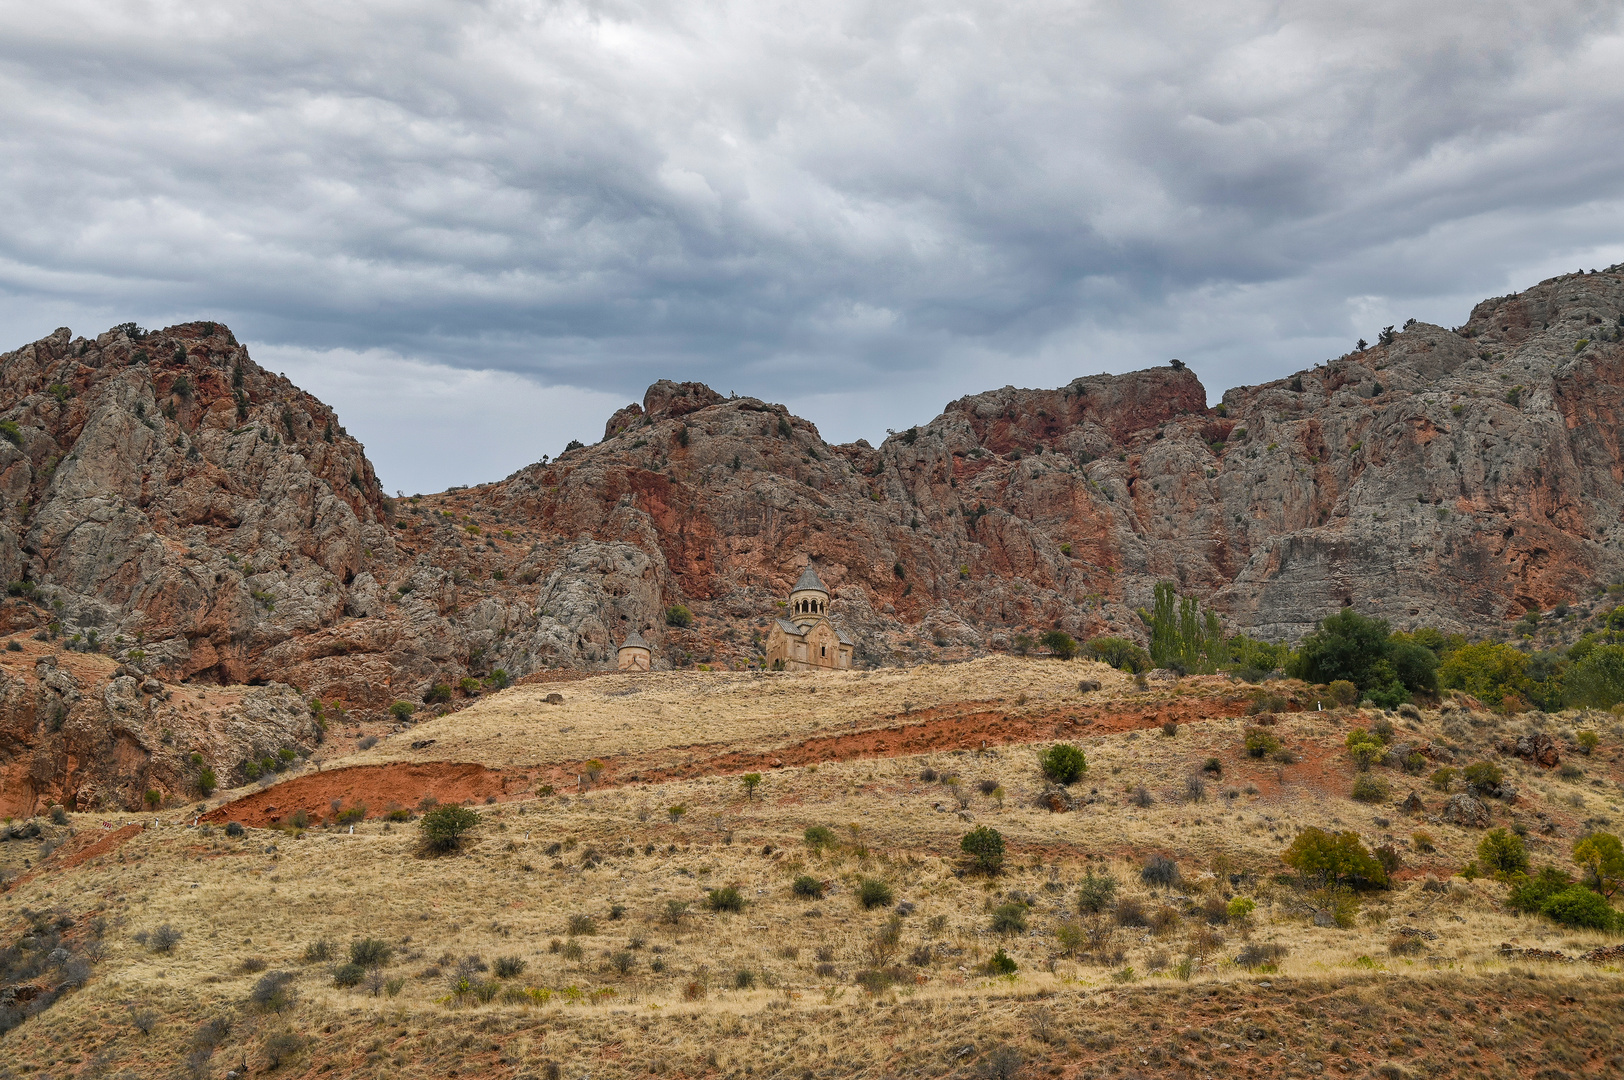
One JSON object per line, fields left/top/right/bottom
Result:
{"left": 1201, "top": 757, "right": 1223, "bottom": 775}
{"left": 249, "top": 971, "right": 297, "bottom": 1012}
{"left": 1244, "top": 727, "right": 1281, "bottom": 758}
{"left": 983, "top": 948, "right": 1018, "bottom": 975}
{"left": 1477, "top": 828, "right": 1529, "bottom": 879}
{"left": 1577, "top": 730, "right": 1600, "bottom": 755}
{"left": 1131, "top": 785, "right": 1153, "bottom": 808}
{"left": 990, "top": 902, "right": 1028, "bottom": 934}
{"left": 665, "top": 604, "right": 693, "bottom": 628}
{"left": 419, "top": 804, "right": 480, "bottom": 853}
{"left": 792, "top": 875, "right": 825, "bottom": 899}
{"left": 804, "top": 825, "right": 838, "bottom": 849}
{"left": 302, "top": 939, "right": 334, "bottom": 963}
{"left": 1351, "top": 774, "right": 1391, "bottom": 803}
{"left": 389, "top": 701, "right": 415, "bottom": 721}
{"left": 348, "top": 938, "right": 392, "bottom": 968}
{"left": 1463, "top": 761, "right": 1504, "bottom": 796}
{"left": 49, "top": 804, "right": 68, "bottom": 825}
{"left": 149, "top": 924, "right": 183, "bottom": 953}
{"left": 960, "top": 826, "right": 1006, "bottom": 874}
{"left": 1114, "top": 897, "right": 1148, "bottom": 927}
{"left": 1039, "top": 743, "right": 1087, "bottom": 785}
{"left": 336, "top": 804, "right": 367, "bottom": 826}
{"left": 733, "top": 968, "right": 755, "bottom": 990}
{"left": 225, "top": 820, "right": 245, "bottom": 837}
{"left": 1412, "top": 831, "right": 1436, "bottom": 853}
{"left": 263, "top": 1031, "right": 305, "bottom": 1068}
{"left": 1076, "top": 871, "right": 1118, "bottom": 913}
{"left": 1161, "top": 720, "right": 1178, "bottom": 737}
{"left": 858, "top": 878, "right": 894, "bottom": 909}
{"left": 332, "top": 963, "right": 366, "bottom": 987}
{"left": 705, "top": 886, "right": 746, "bottom": 912}
{"left": 566, "top": 913, "right": 598, "bottom": 935}
{"left": 1140, "top": 855, "right": 1179, "bottom": 888}
{"left": 493, "top": 956, "right": 527, "bottom": 978}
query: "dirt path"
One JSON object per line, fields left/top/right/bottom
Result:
{"left": 206, "top": 696, "right": 1254, "bottom": 827}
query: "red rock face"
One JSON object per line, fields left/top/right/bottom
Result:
{"left": 0, "top": 271, "right": 1621, "bottom": 780}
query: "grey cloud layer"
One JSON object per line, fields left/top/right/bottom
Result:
{"left": 2, "top": 0, "right": 1623, "bottom": 489}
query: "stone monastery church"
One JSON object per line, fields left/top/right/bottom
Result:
{"left": 765, "top": 565, "right": 854, "bottom": 671}
{"left": 615, "top": 564, "right": 853, "bottom": 672}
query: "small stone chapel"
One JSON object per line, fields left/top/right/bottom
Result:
{"left": 765, "top": 566, "right": 854, "bottom": 671}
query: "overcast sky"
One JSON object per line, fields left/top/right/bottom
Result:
{"left": 3, "top": 1, "right": 1623, "bottom": 493}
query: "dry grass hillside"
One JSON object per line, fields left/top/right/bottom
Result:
{"left": 4, "top": 659, "right": 1624, "bottom": 1079}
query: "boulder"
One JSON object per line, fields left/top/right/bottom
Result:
{"left": 1513, "top": 732, "right": 1560, "bottom": 768}
{"left": 1032, "top": 784, "right": 1076, "bottom": 813}
{"left": 1399, "top": 791, "right": 1425, "bottom": 815}
{"left": 1441, "top": 793, "right": 1491, "bottom": 828}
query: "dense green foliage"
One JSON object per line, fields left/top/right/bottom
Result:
{"left": 1039, "top": 743, "right": 1088, "bottom": 785}
{"left": 1143, "top": 582, "right": 1227, "bottom": 673}
{"left": 418, "top": 804, "right": 480, "bottom": 853}
{"left": 1281, "top": 827, "right": 1388, "bottom": 888}
{"left": 960, "top": 826, "right": 1006, "bottom": 874}
{"left": 1084, "top": 636, "right": 1150, "bottom": 673}
{"left": 1287, "top": 608, "right": 1436, "bottom": 706}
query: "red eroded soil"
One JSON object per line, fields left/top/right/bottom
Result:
{"left": 8, "top": 823, "right": 143, "bottom": 890}
{"left": 207, "top": 695, "right": 1254, "bottom": 824}
{"left": 202, "top": 763, "right": 516, "bottom": 828}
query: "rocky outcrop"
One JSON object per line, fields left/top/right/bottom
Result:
{"left": 0, "top": 268, "right": 1621, "bottom": 757}
{"left": 0, "top": 641, "right": 318, "bottom": 815}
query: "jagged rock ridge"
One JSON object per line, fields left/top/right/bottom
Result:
{"left": 1, "top": 270, "right": 1623, "bottom": 810}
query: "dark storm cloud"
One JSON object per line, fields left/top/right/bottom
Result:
{"left": 1, "top": 0, "right": 1622, "bottom": 490}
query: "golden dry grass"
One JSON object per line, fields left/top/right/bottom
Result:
{"left": 5, "top": 661, "right": 1624, "bottom": 1078}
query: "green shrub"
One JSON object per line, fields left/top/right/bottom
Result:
{"left": 1578, "top": 730, "right": 1600, "bottom": 755}
{"left": 0, "top": 420, "right": 22, "bottom": 446}
{"left": 803, "top": 825, "right": 838, "bottom": 849}
{"left": 1462, "top": 761, "right": 1504, "bottom": 796}
{"left": 960, "top": 826, "right": 1005, "bottom": 875}
{"left": 1039, "top": 743, "right": 1087, "bottom": 785}
{"left": 1351, "top": 774, "right": 1390, "bottom": 803}
{"left": 705, "top": 886, "right": 746, "bottom": 913}
{"left": 389, "top": 701, "right": 415, "bottom": 721}
{"left": 665, "top": 604, "right": 693, "bottom": 628}
{"left": 302, "top": 939, "right": 335, "bottom": 963}
{"left": 1541, "top": 885, "right": 1617, "bottom": 930}
{"left": 1430, "top": 767, "right": 1457, "bottom": 792}
{"left": 348, "top": 938, "right": 392, "bottom": 968}
{"left": 1085, "top": 636, "right": 1151, "bottom": 673}
{"left": 1040, "top": 630, "right": 1079, "bottom": 660}
{"left": 792, "top": 875, "right": 825, "bottom": 899}
{"left": 336, "top": 804, "right": 367, "bottom": 825}
{"left": 493, "top": 956, "right": 527, "bottom": 978}
{"left": 983, "top": 948, "right": 1017, "bottom": 975}
{"left": 196, "top": 767, "right": 217, "bottom": 796}
{"left": 1076, "top": 871, "right": 1118, "bottom": 914}
{"left": 332, "top": 963, "right": 366, "bottom": 987}
{"left": 1327, "top": 679, "right": 1358, "bottom": 706}
{"left": 424, "top": 684, "right": 453, "bottom": 704}
{"left": 1477, "top": 828, "right": 1529, "bottom": 879}
{"left": 1244, "top": 727, "right": 1281, "bottom": 758}
{"left": 990, "top": 902, "right": 1028, "bottom": 934}
{"left": 857, "top": 878, "right": 894, "bottom": 909}
{"left": 1573, "top": 832, "right": 1624, "bottom": 897}
{"left": 1282, "top": 827, "right": 1388, "bottom": 887}
{"left": 418, "top": 804, "right": 480, "bottom": 853}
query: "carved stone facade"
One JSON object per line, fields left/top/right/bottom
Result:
{"left": 765, "top": 566, "right": 853, "bottom": 671}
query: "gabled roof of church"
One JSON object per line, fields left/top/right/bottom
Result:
{"left": 620, "top": 630, "right": 650, "bottom": 650}
{"left": 792, "top": 565, "right": 828, "bottom": 594}
{"left": 775, "top": 617, "right": 804, "bottom": 637}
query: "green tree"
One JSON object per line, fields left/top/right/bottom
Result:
{"left": 665, "top": 604, "right": 693, "bottom": 628}
{"left": 1085, "top": 637, "right": 1151, "bottom": 673}
{"left": 1437, "top": 642, "right": 1527, "bottom": 706}
{"left": 1573, "top": 832, "right": 1624, "bottom": 898}
{"left": 196, "top": 767, "right": 217, "bottom": 797}
{"left": 741, "top": 773, "right": 762, "bottom": 799}
{"left": 418, "top": 804, "right": 480, "bottom": 853}
{"left": 1281, "top": 827, "right": 1388, "bottom": 888}
{"left": 1565, "top": 644, "right": 1624, "bottom": 709}
{"left": 1476, "top": 828, "right": 1529, "bottom": 880}
{"left": 1143, "top": 582, "right": 1227, "bottom": 673}
{"left": 1039, "top": 743, "right": 1087, "bottom": 785}
{"left": 960, "top": 826, "right": 1006, "bottom": 875}
{"left": 1288, "top": 608, "right": 1432, "bottom": 703}
{"left": 1040, "top": 630, "right": 1079, "bottom": 660}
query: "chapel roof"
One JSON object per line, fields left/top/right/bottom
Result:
{"left": 619, "top": 630, "right": 650, "bottom": 650}
{"left": 791, "top": 565, "right": 828, "bottom": 594}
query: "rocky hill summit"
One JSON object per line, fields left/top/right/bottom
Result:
{"left": 1, "top": 270, "right": 1623, "bottom": 810}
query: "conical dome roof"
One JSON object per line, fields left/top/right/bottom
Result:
{"left": 791, "top": 565, "right": 828, "bottom": 595}
{"left": 620, "top": 630, "right": 649, "bottom": 650}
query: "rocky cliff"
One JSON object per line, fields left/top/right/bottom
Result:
{"left": 2, "top": 270, "right": 1623, "bottom": 808}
